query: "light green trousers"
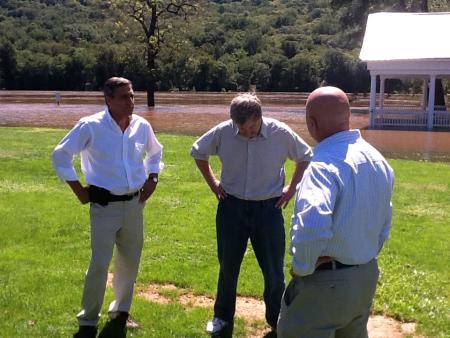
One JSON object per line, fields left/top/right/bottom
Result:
{"left": 76, "top": 196, "right": 144, "bottom": 326}
{"left": 277, "top": 259, "right": 379, "bottom": 338}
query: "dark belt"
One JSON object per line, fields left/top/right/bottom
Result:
{"left": 108, "top": 191, "right": 139, "bottom": 202}
{"left": 227, "top": 194, "right": 280, "bottom": 204}
{"left": 88, "top": 185, "right": 139, "bottom": 206}
{"left": 316, "top": 260, "right": 358, "bottom": 271}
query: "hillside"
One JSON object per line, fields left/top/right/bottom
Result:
{"left": 1, "top": 0, "right": 449, "bottom": 92}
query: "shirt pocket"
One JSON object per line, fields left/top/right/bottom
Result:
{"left": 132, "top": 142, "right": 146, "bottom": 161}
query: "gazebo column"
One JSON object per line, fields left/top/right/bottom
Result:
{"left": 379, "top": 77, "right": 385, "bottom": 109}
{"left": 427, "top": 75, "right": 436, "bottom": 130}
{"left": 369, "top": 74, "right": 377, "bottom": 128}
{"left": 421, "top": 79, "right": 428, "bottom": 109}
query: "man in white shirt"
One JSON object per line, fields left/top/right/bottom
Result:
{"left": 277, "top": 86, "right": 394, "bottom": 338}
{"left": 52, "top": 77, "right": 163, "bottom": 338}
{"left": 191, "top": 93, "right": 312, "bottom": 337}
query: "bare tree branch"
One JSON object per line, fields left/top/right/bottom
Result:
{"left": 110, "top": 0, "right": 198, "bottom": 106}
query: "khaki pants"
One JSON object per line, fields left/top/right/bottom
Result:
{"left": 277, "top": 259, "right": 379, "bottom": 338}
{"left": 76, "top": 196, "right": 144, "bottom": 326}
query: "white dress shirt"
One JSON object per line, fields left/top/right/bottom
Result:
{"left": 290, "top": 129, "right": 394, "bottom": 276}
{"left": 52, "top": 109, "right": 164, "bottom": 195}
{"left": 191, "top": 117, "right": 312, "bottom": 200}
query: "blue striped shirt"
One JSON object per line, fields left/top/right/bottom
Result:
{"left": 290, "top": 129, "right": 394, "bottom": 276}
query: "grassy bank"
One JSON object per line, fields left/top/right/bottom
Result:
{"left": 0, "top": 127, "right": 449, "bottom": 337}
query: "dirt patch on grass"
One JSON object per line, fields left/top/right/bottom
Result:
{"left": 107, "top": 273, "right": 420, "bottom": 337}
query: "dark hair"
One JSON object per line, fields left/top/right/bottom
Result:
{"left": 229, "top": 93, "right": 262, "bottom": 125}
{"left": 103, "top": 77, "right": 132, "bottom": 99}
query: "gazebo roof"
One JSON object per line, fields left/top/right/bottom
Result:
{"left": 360, "top": 12, "right": 450, "bottom": 62}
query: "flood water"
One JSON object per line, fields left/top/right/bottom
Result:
{"left": 1, "top": 91, "right": 450, "bottom": 162}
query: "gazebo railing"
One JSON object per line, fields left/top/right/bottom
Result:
{"left": 373, "top": 107, "right": 427, "bottom": 127}
{"left": 433, "top": 110, "right": 450, "bottom": 127}
{"left": 373, "top": 107, "right": 450, "bottom": 128}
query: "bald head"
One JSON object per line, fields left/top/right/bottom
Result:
{"left": 305, "top": 86, "right": 350, "bottom": 142}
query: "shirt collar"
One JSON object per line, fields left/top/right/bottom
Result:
{"left": 315, "top": 129, "right": 361, "bottom": 153}
{"left": 232, "top": 121, "right": 239, "bottom": 136}
{"left": 260, "top": 118, "right": 268, "bottom": 138}
{"left": 104, "top": 107, "right": 135, "bottom": 131}
{"left": 104, "top": 107, "right": 114, "bottom": 124}
{"left": 231, "top": 117, "right": 268, "bottom": 139}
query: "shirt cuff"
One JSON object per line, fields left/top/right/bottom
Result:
{"left": 147, "top": 161, "right": 165, "bottom": 174}
{"left": 291, "top": 257, "right": 316, "bottom": 277}
{"left": 190, "top": 148, "right": 209, "bottom": 161}
{"left": 55, "top": 167, "right": 78, "bottom": 182}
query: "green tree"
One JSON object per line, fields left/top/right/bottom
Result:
{"left": 94, "top": 48, "right": 125, "bottom": 88}
{"left": 243, "top": 31, "right": 263, "bottom": 56}
{"left": 285, "top": 54, "right": 319, "bottom": 92}
{"left": 267, "top": 55, "right": 288, "bottom": 91}
{"left": 320, "top": 50, "right": 353, "bottom": 90}
{"left": 281, "top": 40, "right": 297, "bottom": 59}
{"left": 0, "top": 42, "right": 17, "bottom": 89}
{"left": 110, "top": 0, "right": 199, "bottom": 106}
{"left": 191, "top": 55, "right": 228, "bottom": 91}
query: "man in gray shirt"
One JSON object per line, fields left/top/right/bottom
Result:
{"left": 191, "top": 93, "right": 312, "bottom": 336}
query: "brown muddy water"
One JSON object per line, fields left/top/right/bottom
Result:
{"left": 1, "top": 90, "right": 450, "bottom": 161}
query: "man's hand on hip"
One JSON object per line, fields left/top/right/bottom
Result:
{"left": 275, "top": 185, "right": 296, "bottom": 209}
{"left": 67, "top": 180, "right": 90, "bottom": 204}
{"left": 210, "top": 179, "right": 227, "bottom": 200}
{"left": 77, "top": 187, "right": 90, "bottom": 204}
{"left": 139, "top": 179, "right": 157, "bottom": 203}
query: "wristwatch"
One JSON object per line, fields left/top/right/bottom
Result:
{"left": 149, "top": 176, "right": 158, "bottom": 184}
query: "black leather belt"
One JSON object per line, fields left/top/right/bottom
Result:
{"left": 316, "top": 260, "right": 358, "bottom": 271}
{"left": 227, "top": 194, "right": 280, "bottom": 204}
{"left": 89, "top": 185, "right": 139, "bottom": 206}
{"left": 108, "top": 191, "right": 139, "bottom": 202}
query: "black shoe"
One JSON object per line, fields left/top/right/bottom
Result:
{"left": 98, "top": 312, "right": 128, "bottom": 338}
{"left": 73, "top": 325, "right": 97, "bottom": 338}
{"left": 111, "top": 311, "right": 141, "bottom": 329}
{"left": 212, "top": 324, "right": 233, "bottom": 338}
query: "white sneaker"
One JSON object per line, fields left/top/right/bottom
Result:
{"left": 206, "top": 317, "right": 228, "bottom": 335}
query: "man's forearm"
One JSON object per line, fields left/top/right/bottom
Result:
{"left": 67, "top": 180, "right": 89, "bottom": 204}
{"left": 67, "top": 180, "right": 84, "bottom": 194}
{"left": 195, "top": 159, "right": 217, "bottom": 188}
{"left": 195, "top": 159, "right": 227, "bottom": 199}
{"left": 289, "top": 161, "right": 309, "bottom": 190}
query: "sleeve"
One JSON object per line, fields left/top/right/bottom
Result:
{"left": 190, "top": 126, "right": 220, "bottom": 161}
{"left": 286, "top": 127, "right": 313, "bottom": 163}
{"left": 378, "top": 169, "right": 394, "bottom": 251}
{"left": 51, "top": 120, "right": 91, "bottom": 181}
{"left": 144, "top": 123, "right": 164, "bottom": 174}
{"left": 290, "top": 163, "right": 338, "bottom": 276}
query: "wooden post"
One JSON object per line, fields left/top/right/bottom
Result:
{"left": 427, "top": 75, "right": 436, "bottom": 130}
{"left": 379, "top": 77, "right": 385, "bottom": 109}
{"left": 421, "top": 79, "right": 427, "bottom": 109}
{"left": 369, "top": 74, "right": 377, "bottom": 128}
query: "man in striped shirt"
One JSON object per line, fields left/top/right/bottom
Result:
{"left": 278, "top": 86, "right": 394, "bottom": 338}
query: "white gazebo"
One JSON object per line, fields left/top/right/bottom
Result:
{"left": 360, "top": 12, "right": 450, "bottom": 129}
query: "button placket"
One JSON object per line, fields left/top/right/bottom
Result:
{"left": 122, "top": 129, "right": 131, "bottom": 188}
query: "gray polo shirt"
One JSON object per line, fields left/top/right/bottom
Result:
{"left": 191, "top": 117, "right": 312, "bottom": 201}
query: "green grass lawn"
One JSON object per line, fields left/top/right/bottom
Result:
{"left": 0, "top": 127, "right": 449, "bottom": 337}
